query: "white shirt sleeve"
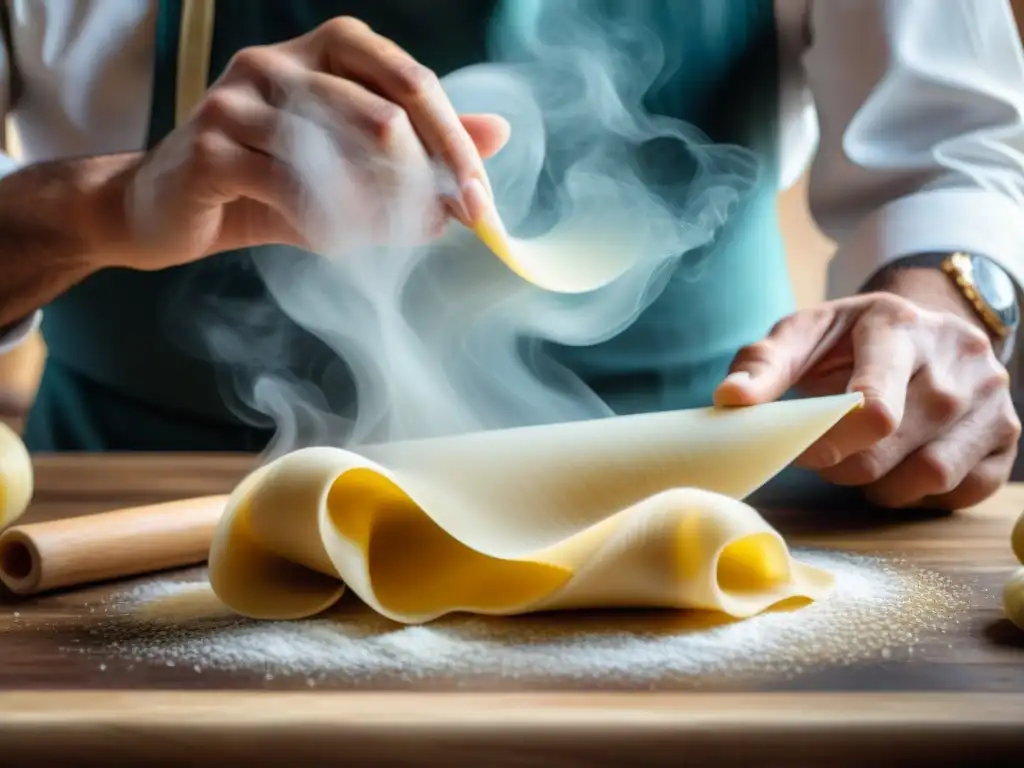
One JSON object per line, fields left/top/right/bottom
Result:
{"left": 803, "top": 0, "right": 1024, "bottom": 300}
{"left": 0, "top": 7, "right": 41, "bottom": 356}
{"left": 0, "top": 4, "right": 16, "bottom": 175}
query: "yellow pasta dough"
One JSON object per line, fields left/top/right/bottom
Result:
{"left": 473, "top": 214, "right": 640, "bottom": 294}
{"left": 1011, "top": 510, "right": 1024, "bottom": 566}
{"left": 1004, "top": 567, "right": 1024, "bottom": 631}
{"left": 0, "top": 422, "right": 33, "bottom": 529}
{"left": 208, "top": 393, "right": 862, "bottom": 624}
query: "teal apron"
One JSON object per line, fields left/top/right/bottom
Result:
{"left": 24, "top": 0, "right": 795, "bottom": 453}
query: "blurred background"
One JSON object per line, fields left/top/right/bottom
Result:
{"left": 0, "top": 1, "right": 1021, "bottom": 439}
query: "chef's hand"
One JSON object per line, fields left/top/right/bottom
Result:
{"left": 713, "top": 271, "right": 1020, "bottom": 509}
{"left": 92, "top": 16, "right": 509, "bottom": 270}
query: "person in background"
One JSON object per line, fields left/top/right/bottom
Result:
{"left": 0, "top": 0, "right": 1022, "bottom": 511}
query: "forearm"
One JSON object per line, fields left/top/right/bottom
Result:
{"left": 0, "top": 152, "right": 138, "bottom": 327}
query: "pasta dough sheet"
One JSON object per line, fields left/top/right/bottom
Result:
{"left": 209, "top": 393, "right": 862, "bottom": 624}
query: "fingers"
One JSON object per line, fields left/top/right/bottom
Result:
{"left": 817, "top": 363, "right": 978, "bottom": 491}
{"left": 191, "top": 82, "right": 281, "bottom": 157}
{"left": 844, "top": 307, "right": 920, "bottom": 434}
{"left": 181, "top": 128, "right": 310, "bottom": 243}
{"left": 200, "top": 70, "right": 448, "bottom": 245}
{"left": 218, "top": 56, "right": 427, "bottom": 162}
{"left": 714, "top": 307, "right": 837, "bottom": 407}
{"left": 222, "top": 24, "right": 510, "bottom": 227}
{"left": 460, "top": 114, "right": 512, "bottom": 159}
{"left": 807, "top": 360, "right": 961, "bottom": 481}
{"left": 308, "top": 17, "right": 495, "bottom": 223}
{"left": 796, "top": 299, "right": 920, "bottom": 468}
{"left": 862, "top": 391, "right": 1020, "bottom": 509}
{"left": 186, "top": 85, "right": 335, "bottom": 244}
{"left": 920, "top": 448, "right": 1017, "bottom": 510}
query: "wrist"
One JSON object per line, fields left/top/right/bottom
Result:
{"left": 865, "top": 255, "right": 1019, "bottom": 364}
{"left": 869, "top": 266, "right": 985, "bottom": 327}
{"left": 73, "top": 152, "right": 144, "bottom": 270}
{"left": 0, "top": 154, "right": 142, "bottom": 326}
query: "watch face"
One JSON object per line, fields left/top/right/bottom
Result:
{"left": 973, "top": 256, "right": 1019, "bottom": 318}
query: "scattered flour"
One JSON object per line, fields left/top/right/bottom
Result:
{"left": 62, "top": 550, "right": 962, "bottom": 688}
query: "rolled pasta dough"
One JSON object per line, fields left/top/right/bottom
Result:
{"left": 209, "top": 393, "right": 862, "bottom": 624}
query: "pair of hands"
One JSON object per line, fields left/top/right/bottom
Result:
{"left": 92, "top": 17, "right": 1018, "bottom": 510}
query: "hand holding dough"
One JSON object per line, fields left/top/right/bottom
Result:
{"left": 209, "top": 393, "right": 862, "bottom": 624}
{"left": 0, "top": 422, "right": 33, "bottom": 529}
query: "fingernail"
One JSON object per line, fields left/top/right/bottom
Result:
{"left": 723, "top": 371, "right": 752, "bottom": 387}
{"left": 461, "top": 178, "right": 491, "bottom": 224}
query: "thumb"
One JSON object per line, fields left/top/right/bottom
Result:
{"left": 460, "top": 113, "right": 511, "bottom": 159}
{"left": 713, "top": 309, "right": 836, "bottom": 407}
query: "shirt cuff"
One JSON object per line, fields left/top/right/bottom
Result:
{"left": 825, "top": 189, "right": 1024, "bottom": 300}
{"left": 0, "top": 310, "right": 41, "bottom": 356}
{"left": 0, "top": 151, "right": 19, "bottom": 179}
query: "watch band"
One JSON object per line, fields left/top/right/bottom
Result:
{"left": 940, "top": 252, "right": 1012, "bottom": 340}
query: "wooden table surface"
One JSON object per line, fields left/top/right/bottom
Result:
{"left": 2, "top": 454, "right": 1024, "bottom": 766}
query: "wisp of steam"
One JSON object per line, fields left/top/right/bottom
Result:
{"left": 201, "top": 1, "right": 760, "bottom": 457}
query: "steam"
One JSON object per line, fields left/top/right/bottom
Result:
{"left": 205, "top": 1, "right": 760, "bottom": 456}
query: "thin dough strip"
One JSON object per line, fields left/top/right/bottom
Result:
{"left": 209, "top": 393, "right": 861, "bottom": 624}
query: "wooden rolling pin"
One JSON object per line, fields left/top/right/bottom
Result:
{"left": 0, "top": 496, "right": 228, "bottom": 595}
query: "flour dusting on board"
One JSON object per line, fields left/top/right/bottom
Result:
{"left": 60, "top": 551, "right": 961, "bottom": 688}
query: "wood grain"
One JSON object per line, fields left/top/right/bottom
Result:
{"left": 1, "top": 454, "right": 1023, "bottom": 766}
{"left": 0, "top": 692, "right": 1022, "bottom": 766}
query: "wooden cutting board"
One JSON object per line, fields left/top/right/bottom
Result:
{"left": 1, "top": 454, "right": 1023, "bottom": 766}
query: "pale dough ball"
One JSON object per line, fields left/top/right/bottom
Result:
{"left": 0, "top": 421, "right": 33, "bottom": 529}
{"left": 1004, "top": 567, "right": 1024, "bottom": 631}
{"left": 1013, "top": 510, "right": 1024, "bottom": 565}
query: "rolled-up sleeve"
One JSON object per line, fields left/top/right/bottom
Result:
{"left": 0, "top": 310, "right": 40, "bottom": 355}
{"left": 803, "top": 0, "right": 1024, "bottom": 299}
